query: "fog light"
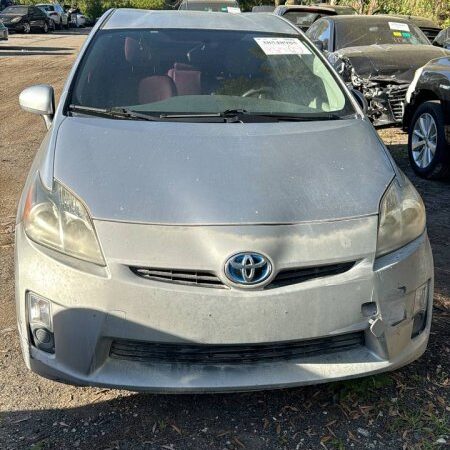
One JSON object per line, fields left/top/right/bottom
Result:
{"left": 413, "top": 282, "right": 429, "bottom": 314}
{"left": 28, "top": 292, "right": 52, "bottom": 330}
{"left": 33, "top": 327, "right": 54, "bottom": 353}
{"left": 411, "top": 282, "right": 430, "bottom": 338}
{"left": 27, "top": 292, "right": 54, "bottom": 353}
{"left": 411, "top": 311, "right": 427, "bottom": 338}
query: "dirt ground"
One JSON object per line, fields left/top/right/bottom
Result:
{"left": 0, "top": 31, "right": 448, "bottom": 450}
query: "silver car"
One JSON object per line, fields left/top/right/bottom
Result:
{"left": 16, "top": 9, "right": 433, "bottom": 392}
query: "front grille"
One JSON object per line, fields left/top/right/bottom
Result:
{"left": 388, "top": 87, "right": 408, "bottom": 121}
{"left": 130, "top": 261, "right": 356, "bottom": 289}
{"left": 268, "top": 261, "right": 355, "bottom": 289}
{"left": 387, "top": 86, "right": 408, "bottom": 122}
{"left": 420, "top": 27, "right": 441, "bottom": 41}
{"left": 110, "top": 331, "right": 365, "bottom": 364}
{"left": 130, "top": 267, "right": 226, "bottom": 289}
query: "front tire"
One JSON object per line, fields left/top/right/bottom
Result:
{"left": 408, "top": 100, "right": 450, "bottom": 180}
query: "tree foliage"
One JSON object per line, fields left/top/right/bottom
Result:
{"left": 15, "top": 0, "right": 449, "bottom": 26}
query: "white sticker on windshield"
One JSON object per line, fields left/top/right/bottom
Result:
{"left": 227, "top": 6, "right": 241, "bottom": 13}
{"left": 388, "top": 22, "right": 410, "bottom": 32}
{"left": 254, "top": 37, "right": 311, "bottom": 55}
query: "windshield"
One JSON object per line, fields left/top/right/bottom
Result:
{"left": 180, "top": 1, "right": 239, "bottom": 12}
{"left": 336, "top": 20, "right": 430, "bottom": 49}
{"left": 37, "top": 5, "right": 54, "bottom": 11}
{"left": 1, "top": 6, "right": 27, "bottom": 14}
{"left": 282, "top": 11, "right": 323, "bottom": 28}
{"left": 69, "top": 29, "right": 354, "bottom": 120}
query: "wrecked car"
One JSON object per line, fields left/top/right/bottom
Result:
{"left": 433, "top": 27, "right": 450, "bottom": 50}
{"left": 16, "top": 10, "right": 433, "bottom": 392}
{"left": 403, "top": 56, "right": 450, "bottom": 179}
{"left": 306, "top": 15, "right": 450, "bottom": 127}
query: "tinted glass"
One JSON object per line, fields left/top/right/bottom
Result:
{"left": 69, "top": 29, "right": 354, "bottom": 119}
{"left": 282, "top": 11, "right": 322, "bottom": 28}
{"left": 1, "top": 6, "right": 27, "bottom": 14}
{"left": 335, "top": 20, "right": 430, "bottom": 49}
{"left": 38, "top": 5, "right": 55, "bottom": 11}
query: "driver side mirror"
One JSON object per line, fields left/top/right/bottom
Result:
{"left": 351, "top": 88, "right": 368, "bottom": 115}
{"left": 19, "top": 84, "right": 55, "bottom": 130}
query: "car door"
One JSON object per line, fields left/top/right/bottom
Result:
{"left": 29, "top": 7, "right": 43, "bottom": 29}
{"left": 36, "top": 7, "right": 48, "bottom": 29}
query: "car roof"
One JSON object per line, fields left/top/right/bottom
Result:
{"left": 374, "top": 14, "right": 439, "bottom": 27}
{"left": 326, "top": 15, "right": 413, "bottom": 24}
{"left": 103, "top": 9, "right": 297, "bottom": 33}
{"left": 277, "top": 5, "right": 338, "bottom": 13}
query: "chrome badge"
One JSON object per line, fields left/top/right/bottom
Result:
{"left": 225, "top": 253, "right": 272, "bottom": 286}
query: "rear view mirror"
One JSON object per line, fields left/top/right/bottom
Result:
{"left": 19, "top": 84, "right": 55, "bottom": 130}
{"left": 351, "top": 88, "right": 368, "bottom": 115}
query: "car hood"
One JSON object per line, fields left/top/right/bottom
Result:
{"left": 53, "top": 117, "right": 394, "bottom": 225}
{"left": 335, "top": 44, "right": 450, "bottom": 82}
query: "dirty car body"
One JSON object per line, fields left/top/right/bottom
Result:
{"left": 307, "top": 16, "right": 450, "bottom": 127}
{"left": 16, "top": 10, "right": 433, "bottom": 392}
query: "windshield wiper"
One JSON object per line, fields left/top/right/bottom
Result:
{"left": 67, "top": 105, "right": 163, "bottom": 121}
{"left": 68, "top": 105, "right": 353, "bottom": 123}
{"left": 159, "top": 109, "right": 345, "bottom": 123}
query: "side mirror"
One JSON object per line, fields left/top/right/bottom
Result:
{"left": 351, "top": 88, "right": 368, "bottom": 115}
{"left": 19, "top": 84, "right": 55, "bottom": 130}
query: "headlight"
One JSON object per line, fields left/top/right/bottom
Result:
{"left": 376, "top": 176, "right": 426, "bottom": 257}
{"left": 11, "top": 17, "right": 22, "bottom": 23}
{"left": 23, "top": 174, "right": 105, "bottom": 266}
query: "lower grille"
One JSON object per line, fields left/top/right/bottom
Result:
{"left": 387, "top": 86, "right": 408, "bottom": 122}
{"left": 110, "top": 331, "right": 365, "bottom": 365}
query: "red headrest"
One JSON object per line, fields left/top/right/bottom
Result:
{"left": 138, "top": 76, "right": 176, "bottom": 104}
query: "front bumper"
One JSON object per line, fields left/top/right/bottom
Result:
{"left": 15, "top": 220, "right": 434, "bottom": 392}
{"left": 3, "top": 23, "right": 23, "bottom": 32}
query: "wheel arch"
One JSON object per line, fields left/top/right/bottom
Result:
{"left": 405, "top": 90, "right": 441, "bottom": 129}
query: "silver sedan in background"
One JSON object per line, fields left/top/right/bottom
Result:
{"left": 16, "top": 10, "right": 433, "bottom": 392}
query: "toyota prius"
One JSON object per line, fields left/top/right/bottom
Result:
{"left": 16, "top": 9, "right": 433, "bottom": 392}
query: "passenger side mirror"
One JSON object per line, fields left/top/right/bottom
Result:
{"left": 351, "top": 88, "right": 368, "bottom": 115}
{"left": 19, "top": 84, "right": 55, "bottom": 130}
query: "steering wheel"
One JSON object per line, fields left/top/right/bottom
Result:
{"left": 241, "top": 87, "right": 274, "bottom": 98}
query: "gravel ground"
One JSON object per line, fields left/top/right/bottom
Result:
{"left": 0, "top": 30, "right": 448, "bottom": 450}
